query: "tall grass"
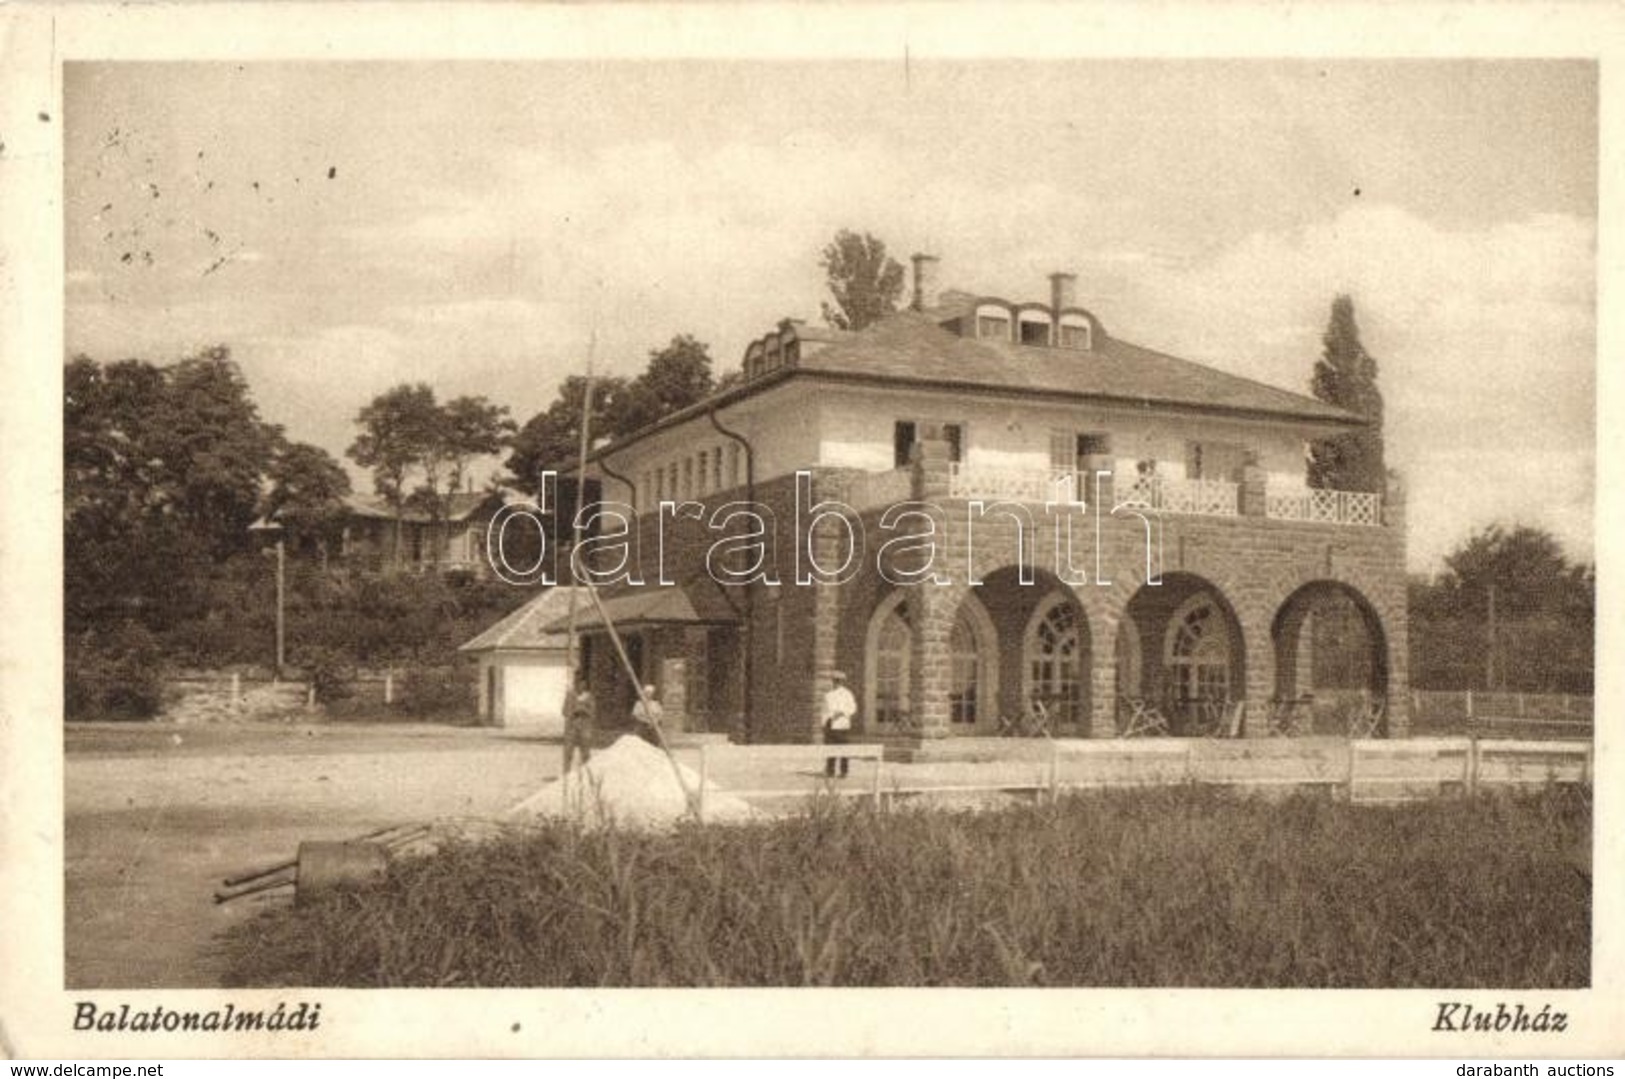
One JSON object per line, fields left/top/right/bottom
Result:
{"left": 222, "top": 786, "right": 1589, "bottom": 988}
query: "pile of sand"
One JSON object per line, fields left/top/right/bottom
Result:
{"left": 503, "top": 735, "right": 760, "bottom": 829}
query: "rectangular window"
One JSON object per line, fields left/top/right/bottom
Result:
{"left": 942, "top": 423, "right": 964, "bottom": 464}
{"left": 1019, "top": 319, "right": 1050, "bottom": 346}
{"left": 713, "top": 445, "right": 724, "bottom": 491}
{"left": 1185, "top": 442, "right": 1204, "bottom": 480}
{"left": 1078, "top": 433, "right": 1111, "bottom": 458}
{"left": 730, "top": 444, "right": 742, "bottom": 487}
{"left": 1059, "top": 323, "right": 1091, "bottom": 350}
{"left": 683, "top": 457, "right": 694, "bottom": 499}
{"left": 893, "top": 420, "right": 918, "bottom": 468}
{"left": 977, "top": 315, "right": 1010, "bottom": 341}
{"left": 696, "top": 450, "right": 709, "bottom": 495}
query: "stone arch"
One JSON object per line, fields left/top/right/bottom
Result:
{"left": 947, "top": 590, "right": 1000, "bottom": 733}
{"left": 1121, "top": 571, "right": 1247, "bottom": 734}
{"left": 1271, "top": 579, "right": 1391, "bottom": 735}
{"left": 969, "top": 565, "right": 1093, "bottom": 732}
{"left": 862, "top": 587, "right": 914, "bottom": 732}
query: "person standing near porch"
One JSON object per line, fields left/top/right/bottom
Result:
{"left": 823, "top": 670, "right": 857, "bottom": 778}
{"left": 561, "top": 683, "right": 597, "bottom": 775}
{"left": 631, "top": 683, "right": 664, "bottom": 745}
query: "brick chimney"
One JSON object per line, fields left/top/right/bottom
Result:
{"left": 1049, "top": 271, "right": 1077, "bottom": 317}
{"left": 911, "top": 254, "right": 941, "bottom": 311}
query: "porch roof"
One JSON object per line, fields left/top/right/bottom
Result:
{"left": 458, "top": 586, "right": 583, "bottom": 653}
{"left": 544, "top": 579, "right": 741, "bottom": 634}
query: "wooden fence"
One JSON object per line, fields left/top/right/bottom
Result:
{"left": 1410, "top": 690, "right": 1593, "bottom": 738}
{"left": 694, "top": 736, "right": 1592, "bottom": 820}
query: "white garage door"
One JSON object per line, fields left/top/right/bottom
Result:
{"left": 503, "top": 662, "right": 568, "bottom": 736}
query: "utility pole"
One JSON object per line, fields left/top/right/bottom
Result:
{"left": 275, "top": 535, "right": 286, "bottom": 681}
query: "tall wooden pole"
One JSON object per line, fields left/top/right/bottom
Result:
{"left": 274, "top": 536, "right": 285, "bottom": 680}
{"left": 563, "top": 333, "right": 596, "bottom": 683}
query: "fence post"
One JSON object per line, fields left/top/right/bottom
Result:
{"left": 1466, "top": 737, "right": 1479, "bottom": 798}
{"left": 384, "top": 671, "right": 394, "bottom": 706}
{"left": 1048, "top": 741, "right": 1060, "bottom": 803}
{"left": 1465, "top": 689, "right": 1474, "bottom": 724}
{"left": 873, "top": 750, "right": 884, "bottom": 809}
{"left": 1517, "top": 692, "right": 1526, "bottom": 718}
{"left": 231, "top": 672, "right": 241, "bottom": 711}
{"left": 696, "top": 747, "right": 709, "bottom": 823}
{"left": 306, "top": 684, "right": 316, "bottom": 711}
{"left": 1347, "top": 743, "right": 1359, "bottom": 802}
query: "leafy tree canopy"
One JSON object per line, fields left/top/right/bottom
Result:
{"left": 819, "top": 229, "right": 905, "bottom": 332}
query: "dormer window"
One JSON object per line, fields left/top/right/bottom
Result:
{"left": 975, "top": 304, "right": 1012, "bottom": 341}
{"left": 1059, "top": 314, "right": 1092, "bottom": 350}
{"left": 1017, "top": 309, "right": 1053, "bottom": 346}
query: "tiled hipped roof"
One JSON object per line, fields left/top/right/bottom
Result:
{"left": 797, "top": 309, "right": 1361, "bottom": 425}
{"left": 458, "top": 586, "right": 584, "bottom": 652}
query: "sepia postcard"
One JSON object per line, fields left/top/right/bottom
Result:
{"left": 1, "top": 1, "right": 1622, "bottom": 1061}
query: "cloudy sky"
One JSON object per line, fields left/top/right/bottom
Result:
{"left": 63, "top": 60, "right": 1595, "bottom": 571}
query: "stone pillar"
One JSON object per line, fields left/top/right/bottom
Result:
{"left": 1088, "top": 612, "right": 1119, "bottom": 739}
{"left": 913, "top": 436, "right": 953, "bottom": 502}
{"left": 1240, "top": 463, "right": 1268, "bottom": 518}
{"left": 908, "top": 586, "right": 955, "bottom": 739}
{"left": 1081, "top": 453, "right": 1114, "bottom": 515}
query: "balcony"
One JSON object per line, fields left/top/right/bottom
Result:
{"left": 1265, "top": 487, "right": 1382, "bottom": 527}
{"left": 1118, "top": 475, "right": 1239, "bottom": 518}
{"left": 839, "top": 461, "right": 1385, "bottom": 528}
{"left": 947, "top": 462, "right": 1076, "bottom": 503}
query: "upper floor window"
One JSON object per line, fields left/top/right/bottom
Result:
{"left": 1058, "top": 317, "right": 1092, "bottom": 350}
{"left": 1017, "top": 311, "right": 1053, "bottom": 347}
{"left": 975, "top": 304, "right": 1012, "bottom": 342}
{"left": 895, "top": 419, "right": 963, "bottom": 467}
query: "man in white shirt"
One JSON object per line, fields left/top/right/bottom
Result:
{"left": 631, "top": 683, "right": 664, "bottom": 745}
{"left": 822, "top": 669, "right": 857, "bottom": 778}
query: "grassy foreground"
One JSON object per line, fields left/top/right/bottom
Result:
{"left": 222, "top": 787, "right": 1589, "bottom": 987}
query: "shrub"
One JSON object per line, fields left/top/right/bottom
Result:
{"left": 297, "top": 645, "right": 356, "bottom": 703}
{"left": 398, "top": 665, "right": 475, "bottom": 717}
{"left": 66, "top": 622, "right": 164, "bottom": 720}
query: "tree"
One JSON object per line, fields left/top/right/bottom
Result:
{"left": 439, "top": 396, "right": 518, "bottom": 496}
{"left": 504, "top": 375, "right": 626, "bottom": 498}
{"left": 265, "top": 441, "right": 352, "bottom": 567}
{"left": 347, "top": 383, "right": 441, "bottom": 567}
{"left": 1307, "top": 295, "right": 1386, "bottom": 493}
{"left": 1408, "top": 524, "right": 1593, "bottom": 693}
{"left": 617, "top": 335, "right": 716, "bottom": 436}
{"left": 64, "top": 348, "right": 278, "bottom": 631}
{"left": 819, "top": 229, "right": 905, "bottom": 332}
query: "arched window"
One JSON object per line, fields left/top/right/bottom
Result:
{"left": 949, "top": 613, "right": 979, "bottom": 725}
{"left": 872, "top": 598, "right": 912, "bottom": 726}
{"left": 975, "top": 303, "right": 1012, "bottom": 342}
{"left": 1025, "top": 593, "right": 1084, "bottom": 725}
{"left": 1165, "top": 593, "right": 1232, "bottom": 705}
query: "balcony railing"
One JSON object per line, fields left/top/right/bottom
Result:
{"left": 948, "top": 462, "right": 1076, "bottom": 503}
{"left": 1265, "top": 487, "right": 1382, "bottom": 527}
{"left": 1119, "top": 475, "right": 1239, "bottom": 518}
{"left": 847, "top": 462, "right": 1383, "bottom": 528}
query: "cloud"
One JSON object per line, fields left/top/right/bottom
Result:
{"left": 1109, "top": 205, "right": 1595, "bottom": 568}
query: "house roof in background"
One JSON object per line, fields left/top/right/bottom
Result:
{"left": 458, "top": 586, "right": 583, "bottom": 653}
{"left": 341, "top": 488, "right": 514, "bottom": 524}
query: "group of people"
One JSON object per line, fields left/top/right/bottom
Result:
{"left": 559, "top": 681, "right": 667, "bottom": 774}
{"left": 558, "top": 668, "right": 863, "bottom": 780}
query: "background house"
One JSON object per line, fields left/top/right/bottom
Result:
{"left": 337, "top": 489, "right": 518, "bottom": 577}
